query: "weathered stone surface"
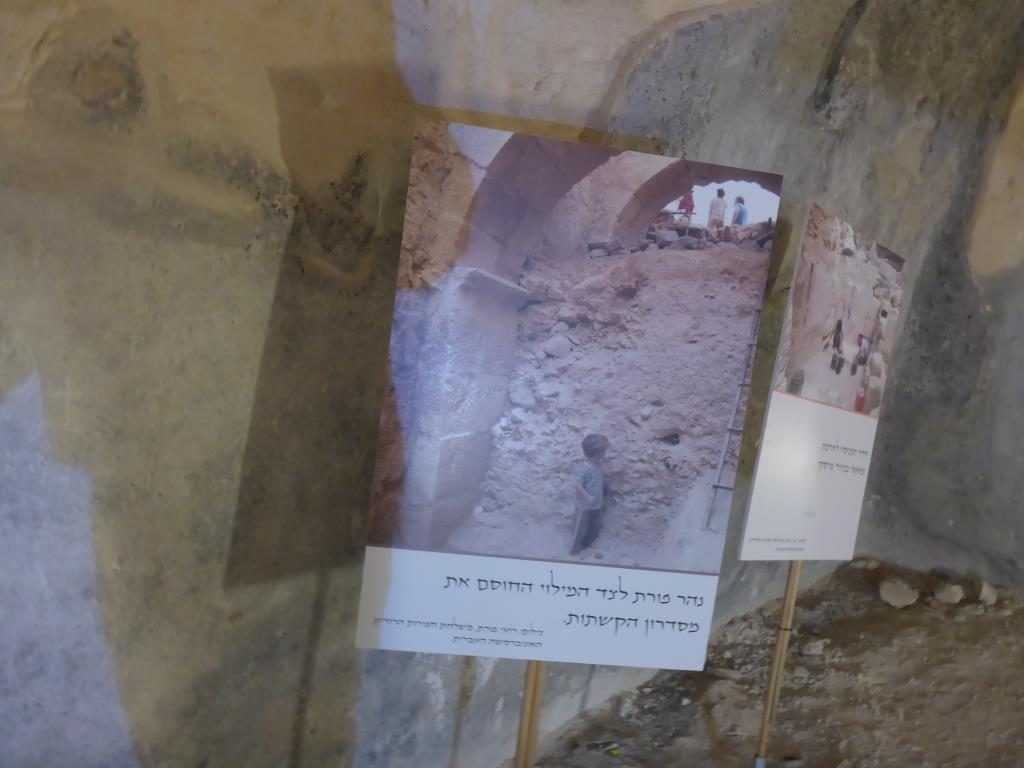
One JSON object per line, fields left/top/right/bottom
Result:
{"left": 654, "top": 229, "right": 678, "bottom": 247}
{"left": 864, "top": 374, "right": 885, "bottom": 414}
{"left": 705, "top": 679, "right": 759, "bottom": 737}
{"left": 706, "top": 667, "right": 744, "bottom": 682}
{"left": 541, "top": 335, "right": 573, "bottom": 358}
{"left": 508, "top": 380, "right": 536, "bottom": 410}
{"left": 934, "top": 583, "right": 965, "bottom": 605}
{"left": 851, "top": 558, "right": 880, "bottom": 570}
{"left": 71, "top": 36, "right": 144, "bottom": 118}
{"left": 880, "top": 578, "right": 920, "bottom": 609}
{"left": 589, "top": 238, "right": 624, "bottom": 252}
{"left": 979, "top": 580, "right": 999, "bottom": 607}
{"left": 800, "top": 639, "right": 828, "bottom": 657}
{"left": 678, "top": 235, "right": 706, "bottom": 250}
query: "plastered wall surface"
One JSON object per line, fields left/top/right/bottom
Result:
{"left": 0, "top": 1, "right": 1022, "bottom": 766}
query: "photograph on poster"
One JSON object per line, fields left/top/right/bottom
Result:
{"left": 367, "top": 121, "right": 783, "bottom": 576}
{"left": 772, "top": 203, "right": 905, "bottom": 417}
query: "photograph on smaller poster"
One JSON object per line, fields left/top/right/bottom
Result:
{"left": 772, "top": 202, "right": 905, "bottom": 418}
{"left": 358, "top": 120, "right": 783, "bottom": 669}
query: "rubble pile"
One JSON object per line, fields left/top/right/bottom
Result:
{"left": 586, "top": 218, "right": 775, "bottom": 258}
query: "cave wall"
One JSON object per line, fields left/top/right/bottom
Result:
{"left": 0, "top": 1, "right": 1022, "bottom": 767}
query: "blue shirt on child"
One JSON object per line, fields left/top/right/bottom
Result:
{"left": 575, "top": 462, "right": 604, "bottom": 511}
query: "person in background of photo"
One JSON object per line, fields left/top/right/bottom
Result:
{"left": 570, "top": 433, "right": 609, "bottom": 555}
{"left": 731, "top": 195, "right": 748, "bottom": 226}
{"left": 708, "top": 188, "right": 727, "bottom": 229}
{"left": 873, "top": 307, "right": 889, "bottom": 349}
{"left": 678, "top": 187, "right": 695, "bottom": 215}
{"left": 828, "top": 318, "right": 844, "bottom": 372}
{"left": 824, "top": 318, "right": 843, "bottom": 351}
{"left": 676, "top": 186, "right": 696, "bottom": 235}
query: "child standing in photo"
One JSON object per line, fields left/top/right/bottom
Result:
{"left": 570, "top": 433, "right": 609, "bottom": 555}
{"left": 731, "top": 195, "right": 748, "bottom": 226}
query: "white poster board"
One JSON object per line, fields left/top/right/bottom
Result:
{"left": 358, "top": 548, "right": 717, "bottom": 669}
{"left": 358, "top": 120, "right": 784, "bottom": 669}
{"left": 741, "top": 203, "right": 906, "bottom": 561}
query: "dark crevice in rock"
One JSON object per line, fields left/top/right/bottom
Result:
{"left": 811, "top": 0, "right": 871, "bottom": 115}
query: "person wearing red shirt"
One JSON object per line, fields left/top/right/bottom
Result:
{"left": 678, "top": 188, "right": 695, "bottom": 214}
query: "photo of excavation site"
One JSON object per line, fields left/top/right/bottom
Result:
{"left": 367, "top": 121, "right": 783, "bottom": 574}
{"left": 773, "top": 203, "right": 905, "bottom": 417}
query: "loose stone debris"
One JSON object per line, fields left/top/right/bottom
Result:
{"left": 532, "top": 562, "right": 1023, "bottom": 767}
{"left": 878, "top": 577, "right": 918, "bottom": 608}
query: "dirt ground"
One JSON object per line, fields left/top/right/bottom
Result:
{"left": 533, "top": 563, "right": 1024, "bottom": 768}
{"left": 446, "top": 241, "right": 769, "bottom": 572}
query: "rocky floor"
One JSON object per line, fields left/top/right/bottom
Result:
{"left": 533, "top": 562, "right": 1024, "bottom": 767}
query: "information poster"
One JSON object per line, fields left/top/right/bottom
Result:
{"left": 357, "top": 120, "right": 783, "bottom": 669}
{"left": 741, "top": 203, "right": 906, "bottom": 561}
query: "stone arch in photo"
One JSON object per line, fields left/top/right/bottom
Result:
{"left": 458, "top": 133, "right": 620, "bottom": 277}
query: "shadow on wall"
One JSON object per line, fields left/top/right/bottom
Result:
{"left": 219, "top": 60, "right": 416, "bottom": 768}
{"left": 224, "top": 63, "right": 414, "bottom": 590}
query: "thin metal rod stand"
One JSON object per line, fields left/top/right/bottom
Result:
{"left": 754, "top": 560, "right": 802, "bottom": 765}
{"left": 514, "top": 660, "right": 545, "bottom": 768}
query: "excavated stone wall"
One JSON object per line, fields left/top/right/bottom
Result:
{"left": 774, "top": 203, "right": 905, "bottom": 414}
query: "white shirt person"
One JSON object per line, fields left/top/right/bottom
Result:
{"left": 708, "top": 189, "right": 727, "bottom": 228}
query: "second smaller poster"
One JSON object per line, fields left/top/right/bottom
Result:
{"left": 741, "top": 203, "right": 906, "bottom": 561}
